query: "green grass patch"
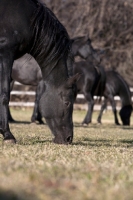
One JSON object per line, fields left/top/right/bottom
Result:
{"left": 0, "top": 108, "right": 133, "bottom": 200}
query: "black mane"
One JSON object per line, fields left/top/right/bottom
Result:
{"left": 30, "top": 0, "right": 71, "bottom": 69}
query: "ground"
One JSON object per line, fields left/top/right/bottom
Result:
{"left": 0, "top": 108, "right": 133, "bottom": 200}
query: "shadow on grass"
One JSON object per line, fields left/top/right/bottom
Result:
{"left": 9, "top": 121, "right": 46, "bottom": 125}
{"left": 73, "top": 138, "right": 113, "bottom": 147}
{"left": 9, "top": 121, "right": 31, "bottom": 124}
{"left": 0, "top": 190, "right": 39, "bottom": 200}
{"left": 122, "top": 126, "right": 133, "bottom": 130}
{"left": 32, "top": 139, "right": 51, "bottom": 144}
{"left": 18, "top": 139, "right": 51, "bottom": 145}
{"left": 74, "top": 122, "right": 133, "bottom": 130}
{"left": 73, "top": 137, "right": 133, "bottom": 148}
{"left": 17, "top": 137, "right": 133, "bottom": 148}
{"left": 119, "top": 139, "right": 133, "bottom": 148}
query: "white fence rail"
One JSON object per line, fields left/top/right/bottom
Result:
{"left": 9, "top": 82, "right": 133, "bottom": 109}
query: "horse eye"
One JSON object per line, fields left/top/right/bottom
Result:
{"left": 65, "top": 101, "right": 70, "bottom": 107}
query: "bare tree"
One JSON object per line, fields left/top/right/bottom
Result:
{"left": 43, "top": 0, "right": 133, "bottom": 85}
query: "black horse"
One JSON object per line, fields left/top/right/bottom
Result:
{"left": 97, "top": 70, "right": 132, "bottom": 125}
{"left": 72, "top": 37, "right": 106, "bottom": 125}
{"left": 73, "top": 58, "right": 105, "bottom": 125}
{"left": 8, "top": 36, "right": 92, "bottom": 124}
{"left": 0, "top": 0, "right": 79, "bottom": 144}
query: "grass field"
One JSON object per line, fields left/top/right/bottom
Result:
{"left": 0, "top": 108, "right": 133, "bottom": 200}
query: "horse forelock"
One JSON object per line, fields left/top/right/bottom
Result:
{"left": 30, "top": 0, "right": 71, "bottom": 70}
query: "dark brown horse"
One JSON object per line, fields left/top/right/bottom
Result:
{"left": 97, "top": 70, "right": 132, "bottom": 125}
{"left": 0, "top": 0, "right": 79, "bottom": 144}
{"left": 72, "top": 37, "right": 106, "bottom": 125}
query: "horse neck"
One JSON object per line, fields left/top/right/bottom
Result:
{"left": 40, "top": 59, "right": 68, "bottom": 87}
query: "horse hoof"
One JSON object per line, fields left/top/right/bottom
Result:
{"left": 30, "top": 122, "right": 37, "bottom": 125}
{"left": 3, "top": 139, "right": 16, "bottom": 144}
{"left": 97, "top": 121, "right": 101, "bottom": 123}
{"left": 82, "top": 123, "right": 88, "bottom": 127}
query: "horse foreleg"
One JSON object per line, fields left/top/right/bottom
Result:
{"left": 31, "top": 80, "right": 44, "bottom": 124}
{"left": 0, "top": 56, "right": 16, "bottom": 143}
{"left": 109, "top": 95, "right": 120, "bottom": 125}
{"left": 82, "top": 93, "right": 94, "bottom": 125}
{"left": 97, "top": 98, "right": 108, "bottom": 124}
{"left": 8, "top": 80, "right": 15, "bottom": 123}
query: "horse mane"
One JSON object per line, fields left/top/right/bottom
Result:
{"left": 30, "top": 0, "right": 71, "bottom": 70}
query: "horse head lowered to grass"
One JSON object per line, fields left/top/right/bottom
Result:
{"left": 0, "top": 0, "right": 80, "bottom": 144}
{"left": 9, "top": 36, "right": 106, "bottom": 127}
{"left": 97, "top": 70, "right": 132, "bottom": 126}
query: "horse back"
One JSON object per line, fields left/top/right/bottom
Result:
{"left": 105, "top": 71, "right": 131, "bottom": 101}
{"left": 73, "top": 61, "right": 99, "bottom": 93}
{"left": 0, "top": 0, "right": 36, "bottom": 58}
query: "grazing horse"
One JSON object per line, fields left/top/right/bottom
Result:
{"left": 97, "top": 70, "right": 132, "bottom": 125}
{"left": 9, "top": 36, "right": 105, "bottom": 127}
{"left": 0, "top": 0, "right": 79, "bottom": 144}
{"left": 9, "top": 36, "right": 98, "bottom": 124}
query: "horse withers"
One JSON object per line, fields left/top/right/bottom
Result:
{"left": 0, "top": 0, "right": 79, "bottom": 144}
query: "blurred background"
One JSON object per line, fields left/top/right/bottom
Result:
{"left": 44, "top": 0, "right": 133, "bottom": 85}
{"left": 10, "top": 0, "right": 133, "bottom": 107}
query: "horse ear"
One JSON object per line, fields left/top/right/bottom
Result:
{"left": 67, "top": 73, "right": 81, "bottom": 87}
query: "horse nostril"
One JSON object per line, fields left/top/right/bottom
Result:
{"left": 67, "top": 136, "right": 72, "bottom": 144}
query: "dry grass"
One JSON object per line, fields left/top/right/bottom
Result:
{"left": 0, "top": 108, "right": 133, "bottom": 200}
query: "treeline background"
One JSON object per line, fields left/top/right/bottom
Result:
{"left": 44, "top": 0, "right": 133, "bottom": 86}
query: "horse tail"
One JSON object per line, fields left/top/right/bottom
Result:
{"left": 115, "top": 71, "right": 132, "bottom": 104}
{"left": 92, "top": 64, "right": 106, "bottom": 102}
